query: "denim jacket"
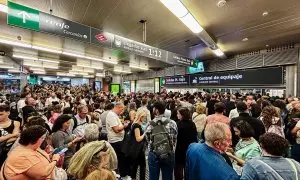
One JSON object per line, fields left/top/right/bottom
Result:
{"left": 241, "top": 156, "right": 300, "bottom": 180}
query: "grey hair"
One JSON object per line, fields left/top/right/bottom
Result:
{"left": 204, "top": 122, "right": 230, "bottom": 143}
{"left": 77, "top": 104, "right": 88, "bottom": 113}
{"left": 84, "top": 123, "right": 100, "bottom": 142}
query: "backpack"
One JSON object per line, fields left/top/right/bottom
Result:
{"left": 285, "top": 113, "right": 300, "bottom": 144}
{"left": 72, "top": 116, "right": 90, "bottom": 131}
{"left": 150, "top": 118, "right": 173, "bottom": 160}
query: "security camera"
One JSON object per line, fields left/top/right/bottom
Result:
{"left": 17, "top": 35, "right": 22, "bottom": 41}
{"left": 217, "top": 0, "right": 227, "bottom": 7}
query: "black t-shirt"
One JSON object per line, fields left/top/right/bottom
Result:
{"left": 131, "top": 123, "right": 144, "bottom": 136}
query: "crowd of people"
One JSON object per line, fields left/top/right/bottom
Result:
{"left": 0, "top": 83, "right": 300, "bottom": 180}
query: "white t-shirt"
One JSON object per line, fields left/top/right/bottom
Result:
{"left": 106, "top": 111, "right": 124, "bottom": 143}
{"left": 296, "top": 121, "right": 300, "bottom": 144}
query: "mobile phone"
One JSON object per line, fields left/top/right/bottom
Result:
{"left": 52, "top": 147, "right": 68, "bottom": 155}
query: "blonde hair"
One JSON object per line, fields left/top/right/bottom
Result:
{"left": 196, "top": 104, "right": 206, "bottom": 114}
{"left": 135, "top": 109, "right": 147, "bottom": 123}
{"left": 85, "top": 169, "right": 115, "bottom": 180}
{"left": 68, "top": 141, "right": 117, "bottom": 179}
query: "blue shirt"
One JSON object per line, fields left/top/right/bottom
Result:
{"left": 186, "top": 143, "right": 239, "bottom": 180}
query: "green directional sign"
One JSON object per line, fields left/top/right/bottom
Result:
{"left": 7, "top": 1, "right": 39, "bottom": 31}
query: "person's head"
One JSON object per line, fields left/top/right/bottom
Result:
{"left": 177, "top": 107, "right": 190, "bottom": 121}
{"left": 0, "top": 105, "right": 10, "bottom": 122}
{"left": 52, "top": 114, "right": 72, "bottom": 133}
{"left": 94, "top": 103, "right": 100, "bottom": 110}
{"left": 214, "top": 102, "right": 226, "bottom": 114}
{"left": 261, "top": 105, "right": 281, "bottom": 129}
{"left": 233, "top": 120, "right": 255, "bottom": 139}
{"left": 153, "top": 101, "right": 166, "bottom": 116}
{"left": 141, "top": 98, "right": 148, "bottom": 106}
{"left": 85, "top": 169, "right": 115, "bottom": 180}
{"left": 135, "top": 109, "right": 147, "bottom": 123}
{"left": 63, "top": 107, "right": 73, "bottom": 115}
{"left": 19, "top": 125, "right": 47, "bottom": 150}
{"left": 236, "top": 102, "right": 248, "bottom": 113}
{"left": 128, "top": 102, "right": 136, "bottom": 111}
{"left": 51, "top": 92, "right": 56, "bottom": 98}
{"left": 204, "top": 122, "right": 232, "bottom": 152}
{"left": 84, "top": 123, "right": 100, "bottom": 142}
{"left": 53, "top": 104, "right": 62, "bottom": 114}
{"left": 110, "top": 102, "right": 123, "bottom": 115}
{"left": 294, "top": 103, "right": 300, "bottom": 112}
{"left": 260, "top": 133, "right": 289, "bottom": 156}
{"left": 77, "top": 104, "right": 89, "bottom": 119}
{"left": 68, "top": 141, "right": 117, "bottom": 179}
{"left": 195, "top": 104, "right": 206, "bottom": 115}
{"left": 104, "top": 103, "right": 114, "bottom": 111}
{"left": 26, "top": 97, "right": 36, "bottom": 106}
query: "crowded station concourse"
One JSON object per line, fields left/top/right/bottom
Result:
{"left": 1, "top": 0, "right": 300, "bottom": 180}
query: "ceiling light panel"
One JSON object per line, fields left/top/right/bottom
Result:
{"left": 160, "top": 0, "right": 188, "bottom": 18}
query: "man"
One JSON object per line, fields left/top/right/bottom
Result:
{"left": 22, "top": 97, "right": 37, "bottom": 124}
{"left": 230, "top": 102, "right": 265, "bottom": 147}
{"left": 70, "top": 104, "right": 91, "bottom": 137}
{"left": 206, "top": 94, "right": 218, "bottom": 115}
{"left": 106, "top": 103, "right": 130, "bottom": 179}
{"left": 137, "top": 98, "right": 151, "bottom": 130}
{"left": 225, "top": 95, "right": 236, "bottom": 117}
{"left": 36, "top": 96, "right": 46, "bottom": 112}
{"left": 99, "top": 103, "right": 114, "bottom": 140}
{"left": 17, "top": 93, "right": 30, "bottom": 120}
{"left": 45, "top": 92, "right": 59, "bottom": 108}
{"left": 206, "top": 102, "right": 229, "bottom": 125}
{"left": 186, "top": 122, "right": 239, "bottom": 180}
{"left": 146, "top": 101, "right": 178, "bottom": 180}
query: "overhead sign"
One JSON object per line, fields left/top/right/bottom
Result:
{"left": 189, "top": 67, "right": 283, "bottom": 86}
{"left": 7, "top": 1, "right": 195, "bottom": 66}
{"left": 7, "top": 1, "right": 39, "bottom": 31}
{"left": 162, "top": 75, "right": 189, "bottom": 85}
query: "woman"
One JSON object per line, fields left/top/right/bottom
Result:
{"left": 0, "top": 104, "right": 20, "bottom": 166}
{"left": 175, "top": 107, "right": 198, "bottom": 180}
{"left": 130, "top": 110, "right": 147, "bottom": 180}
{"left": 241, "top": 133, "right": 300, "bottom": 179}
{"left": 128, "top": 102, "right": 137, "bottom": 122}
{"left": 85, "top": 168, "right": 115, "bottom": 180}
{"left": 49, "top": 104, "right": 63, "bottom": 124}
{"left": 1, "top": 125, "right": 60, "bottom": 180}
{"left": 192, "top": 104, "right": 207, "bottom": 141}
{"left": 51, "top": 114, "right": 83, "bottom": 168}
{"left": 259, "top": 106, "right": 285, "bottom": 137}
{"left": 226, "top": 121, "right": 261, "bottom": 174}
{"left": 68, "top": 141, "right": 117, "bottom": 180}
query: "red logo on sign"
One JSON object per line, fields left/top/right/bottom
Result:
{"left": 95, "top": 34, "right": 108, "bottom": 43}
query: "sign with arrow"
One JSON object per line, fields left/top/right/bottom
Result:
{"left": 7, "top": 1, "right": 39, "bottom": 31}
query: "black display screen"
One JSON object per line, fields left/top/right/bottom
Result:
{"left": 189, "top": 67, "right": 283, "bottom": 86}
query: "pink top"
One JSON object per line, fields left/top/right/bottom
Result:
{"left": 206, "top": 114, "right": 230, "bottom": 125}
{"left": 49, "top": 113, "right": 62, "bottom": 124}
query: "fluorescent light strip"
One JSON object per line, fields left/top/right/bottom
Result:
{"left": 43, "top": 66, "right": 59, "bottom": 69}
{"left": 62, "top": 51, "right": 85, "bottom": 58}
{"left": 8, "top": 69, "right": 21, "bottom": 73}
{"left": 0, "top": 39, "right": 31, "bottom": 48}
{"left": 32, "top": 45, "right": 62, "bottom": 54}
{"left": 212, "top": 49, "right": 224, "bottom": 57}
{"left": 34, "top": 71, "right": 46, "bottom": 74}
{"left": 114, "top": 69, "right": 132, "bottom": 74}
{"left": 23, "top": 63, "right": 41, "bottom": 67}
{"left": 69, "top": 71, "right": 89, "bottom": 76}
{"left": 39, "top": 58, "right": 60, "bottom": 64}
{"left": 129, "top": 64, "right": 149, "bottom": 71}
{"left": 13, "top": 54, "right": 38, "bottom": 60}
{"left": 160, "top": 0, "right": 188, "bottom": 18}
{"left": 179, "top": 13, "right": 203, "bottom": 33}
{"left": 96, "top": 73, "right": 105, "bottom": 77}
{"left": 85, "top": 56, "right": 118, "bottom": 65}
{"left": 57, "top": 73, "right": 75, "bottom": 77}
{"left": 1, "top": 65, "right": 14, "bottom": 69}
{"left": 29, "top": 67, "right": 44, "bottom": 71}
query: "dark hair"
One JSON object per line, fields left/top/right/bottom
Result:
{"left": 236, "top": 102, "right": 247, "bottom": 112}
{"left": 142, "top": 98, "right": 148, "bottom": 106}
{"left": 105, "top": 103, "right": 114, "bottom": 110}
{"left": 153, "top": 101, "right": 166, "bottom": 115}
{"left": 63, "top": 107, "right": 73, "bottom": 115}
{"left": 19, "top": 125, "right": 47, "bottom": 146}
{"left": 250, "top": 103, "right": 262, "bottom": 118}
{"left": 0, "top": 105, "right": 10, "bottom": 112}
{"left": 261, "top": 106, "right": 282, "bottom": 129}
{"left": 178, "top": 107, "right": 190, "bottom": 120}
{"left": 214, "top": 102, "right": 226, "bottom": 113}
{"left": 52, "top": 114, "right": 72, "bottom": 133}
{"left": 94, "top": 103, "right": 100, "bottom": 109}
{"left": 259, "top": 133, "right": 289, "bottom": 156}
{"left": 234, "top": 120, "right": 255, "bottom": 138}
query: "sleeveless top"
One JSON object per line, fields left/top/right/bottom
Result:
{"left": 0, "top": 120, "right": 14, "bottom": 136}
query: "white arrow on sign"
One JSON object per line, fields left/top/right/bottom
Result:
{"left": 17, "top": 11, "right": 31, "bottom": 23}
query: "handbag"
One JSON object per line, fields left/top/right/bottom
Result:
{"left": 121, "top": 123, "right": 144, "bottom": 160}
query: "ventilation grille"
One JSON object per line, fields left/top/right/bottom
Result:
{"left": 174, "top": 66, "right": 186, "bottom": 75}
{"left": 266, "top": 44, "right": 295, "bottom": 53}
{"left": 156, "top": 70, "right": 165, "bottom": 77}
{"left": 237, "top": 55, "right": 263, "bottom": 69}
{"left": 216, "top": 58, "right": 236, "bottom": 71}
{"left": 264, "top": 49, "right": 298, "bottom": 66}
{"left": 236, "top": 50, "right": 261, "bottom": 58}
{"left": 205, "top": 61, "right": 217, "bottom": 72}
{"left": 165, "top": 67, "right": 174, "bottom": 76}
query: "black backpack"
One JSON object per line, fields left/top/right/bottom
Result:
{"left": 150, "top": 118, "right": 173, "bottom": 160}
{"left": 72, "top": 116, "right": 90, "bottom": 131}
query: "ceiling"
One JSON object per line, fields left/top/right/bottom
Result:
{"left": 0, "top": 0, "right": 300, "bottom": 75}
